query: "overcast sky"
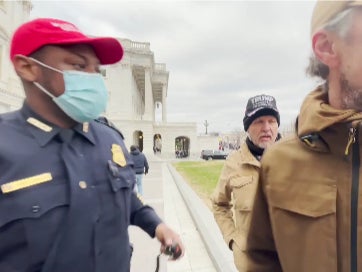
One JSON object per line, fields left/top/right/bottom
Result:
{"left": 30, "top": 0, "right": 320, "bottom": 134}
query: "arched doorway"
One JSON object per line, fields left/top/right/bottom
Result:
{"left": 133, "top": 130, "right": 144, "bottom": 152}
{"left": 175, "top": 136, "right": 190, "bottom": 158}
{"left": 153, "top": 134, "right": 162, "bottom": 154}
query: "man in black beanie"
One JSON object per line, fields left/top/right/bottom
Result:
{"left": 212, "top": 94, "right": 280, "bottom": 271}
{"left": 243, "top": 94, "right": 281, "bottom": 159}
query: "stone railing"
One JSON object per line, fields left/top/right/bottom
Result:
{"left": 119, "top": 38, "right": 151, "bottom": 52}
{"left": 154, "top": 63, "right": 166, "bottom": 71}
{"left": 130, "top": 41, "right": 150, "bottom": 50}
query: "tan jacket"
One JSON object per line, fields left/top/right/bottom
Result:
{"left": 246, "top": 86, "right": 362, "bottom": 272}
{"left": 212, "top": 143, "right": 260, "bottom": 271}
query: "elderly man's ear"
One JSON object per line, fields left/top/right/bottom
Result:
{"left": 12, "top": 55, "right": 40, "bottom": 82}
{"left": 312, "top": 30, "right": 340, "bottom": 69}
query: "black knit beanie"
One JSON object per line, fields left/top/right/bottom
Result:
{"left": 243, "top": 94, "right": 280, "bottom": 131}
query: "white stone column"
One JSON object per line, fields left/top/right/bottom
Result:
{"left": 162, "top": 84, "right": 167, "bottom": 123}
{"left": 143, "top": 68, "right": 153, "bottom": 121}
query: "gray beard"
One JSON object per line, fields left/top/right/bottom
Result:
{"left": 340, "top": 73, "right": 362, "bottom": 111}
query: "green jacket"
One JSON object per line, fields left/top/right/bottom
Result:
{"left": 246, "top": 86, "right": 362, "bottom": 272}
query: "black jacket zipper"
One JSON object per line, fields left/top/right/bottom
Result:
{"left": 351, "top": 127, "right": 359, "bottom": 272}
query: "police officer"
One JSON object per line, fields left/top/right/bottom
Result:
{"left": 0, "top": 18, "right": 184, "bottom": 272}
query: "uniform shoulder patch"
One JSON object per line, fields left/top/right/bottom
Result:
{"left": 95, "top": 116, "right": 124, "bottom": 139}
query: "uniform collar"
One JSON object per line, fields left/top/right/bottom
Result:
{"left": 73, "top": 122, "right": 96, "bottom": 145}
{"left": 21, "top": 103, "right": 96, "bottom": 146}
{"left": 21, "top": 103, "right": 59, "bottom": 147}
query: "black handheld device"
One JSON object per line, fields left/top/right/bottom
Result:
{"left": 164, "top": 243, "right": 182, "bottom": 259}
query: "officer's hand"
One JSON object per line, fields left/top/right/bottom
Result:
{"left": 155, "top": 223, "right": 185, "bottom": 260}
{"left": 145, "top": 169, "right": 148, "bottom": 175}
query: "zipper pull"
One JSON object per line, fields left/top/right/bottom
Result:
{"left": 345, "top": 127, "right": 356, "bottom": 156}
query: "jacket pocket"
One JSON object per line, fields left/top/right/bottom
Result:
{"left": 0, "top": 182, "right": 69, "bottom": 269}
{"left": 266, "top": 181, "right": 337, "bottom": 271}
{"left": 230, "top": 176, "right": 257, "bottom": 211}
{"left": 0, "top": 182, "right": 68, "bottom": 228}
{"left": 107, "top": 160, "right": 135, "bottom": 223}
{"left": 267, "top": 182, "right": 336, "bottom": 217}
{"left": 107, "top": 160, "right": 135, "bottom": 192}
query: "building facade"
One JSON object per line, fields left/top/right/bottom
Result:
{"left": 0, "top": 0, "right": 31, "bottom": 113}
{"left": 102, "top": 38, "right": 198, "bottom": 158}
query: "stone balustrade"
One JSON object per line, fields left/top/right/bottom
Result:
{"left": 154, "top": 63, "right": 166, "bottom": 71}
{"left": 119, "top": 38, "right": 151, "bottom": 52}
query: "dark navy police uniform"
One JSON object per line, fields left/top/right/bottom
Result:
{"left": 0, "top": 104, "right": 162, "bottom": 272}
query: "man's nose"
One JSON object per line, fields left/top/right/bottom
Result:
{"left": 261, "top": 122, "right": 271, "bottom": 131}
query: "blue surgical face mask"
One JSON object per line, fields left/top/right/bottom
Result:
{"left": 30, "top": 58, "right": 108, "bottom": 123}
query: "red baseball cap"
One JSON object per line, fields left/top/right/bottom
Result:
{"left": 10, "top": 18, "right": 124, "bottom": 65}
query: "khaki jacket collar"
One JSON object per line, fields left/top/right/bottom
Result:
{"left": 297, "top": 86, "right": 362, "bottom": 137}
{"left": 238, "top": 142, "right": 260, "bottom": 168}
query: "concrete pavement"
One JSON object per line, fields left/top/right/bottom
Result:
{"left": 129, "top": 159, "right": 237, "bottom": 272}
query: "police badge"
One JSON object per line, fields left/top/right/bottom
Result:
{"left": 111, "top": 144, "right": 127, "bottom": 167}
